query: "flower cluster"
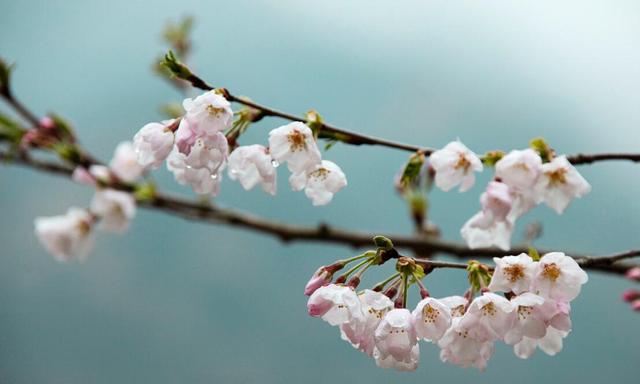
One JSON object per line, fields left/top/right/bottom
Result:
{"left": 306, "top": 244, "right": 588, "bottom": 372}
{"left": 131, "top": 90, "right": 347, "bottom": 205}
{"left": 428, "top": 140, "right": 591, "bottom": 250}
{"left": 35, "top": 142, "right": 141, "bottom": 261}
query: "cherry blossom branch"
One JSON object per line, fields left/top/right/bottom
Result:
{"left": 2, "top": 149, "right": 638, "bottom": 276}
{"left": 165, "top": 56, "right": 640, "bottom": 165}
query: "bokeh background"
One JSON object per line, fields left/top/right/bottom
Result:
{"left": 1, "top": 0, "right": 639, "bottom": 383}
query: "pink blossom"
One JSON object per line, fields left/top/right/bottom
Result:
{"left": 228, "top": 145, "right": 277, "bottom": 195}
{"left": 133, "top": 121, "right": 175, "bottom": 169}
{"left": 480, "top": 181, "right": 513, "bottom": 221}
{"left": 412, "top": 297, "right": 452, "bottom": 342}
{"left": 535, "top": 156, "right": 591, "bottom": 214}
{"left": 373, "top": 309, "right": 419, "bottom": 371}
{"left": 513, "top": 326, "right": 569, "bottom": 359}
{"left": 626, "top": 267, "right": 640, "bottom": 281}
{"left": 90, "top": 189, "right": 136, "bottom": 233}
{"left": 182, "top": 91, "right": 233, "bottom": 135}
{"left": 438, "top": 317, "right": 495, "bottom": 371}
{"left": 460, "top": 292, "right": 515, "bottom": 341}
{"left": 307, "top": 284, "right": 363, "bottom": 326}
{"left": 341, "top": 290, "right": 394, "bottom": 356}
{"left": 34, "top": 207, "right": 95, "bottom": 262}
{"left": 110, "top": 141, "right": 145, "bottom": 183}
{"left": 531, "top": 252, "right": 588, "bottom": 302}
{"left": 429, "top": 140, "right": 483, "bottom": 192}
{"left": 488, "top": 253, "right": 536, "bottom": 294}
{"left": 622, "top": 288, "right": 640, "bottom": 302}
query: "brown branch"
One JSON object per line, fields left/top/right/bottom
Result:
{"left": 2, "top": 150, "right": 638, "bottom": 276}
{"left": 179, "top": 70, "right": 640, "bottom": 165}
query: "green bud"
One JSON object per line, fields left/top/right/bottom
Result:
{"left": 54, "top": 143, "right": 82, "bottom": 164}
{"left": 467, "top": 260, "right": 492, "bottom": 292}
{"left": 306, "top": 109, "right": 324, "bottom": 138}
{"left": 481, "top": 150, "right": 505, "bottom": 166}
{"left": 373, "top": 235, "right": 394, "bottom": 251}
{"left": 0, "top": 113, "right": 25, "bottom": 143}
{"left": 160, "top": 102, "right": 184, "bottom": 119}
{"left": 398, "top": 152, "right": 425, "bottom": 190}
{"left": 160, "top": 50, "right": 193, "bottom": 80}
{"left": 134, "top": 182, "right": 157, "bottom": 202}
{"left": 529, "top": 137, "right": 554, "bottom": 162}
{"left": 50, "top": 114, "right": 76, "bottom": 142}
{"left": 528, "top": 247, "right": 541, "bottom": 262}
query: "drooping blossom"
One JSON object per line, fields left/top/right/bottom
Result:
{"left": 439, "top": 295, "right": 469, "bottom": 318}
{"left": 340, "top": 290, "right": 394, "bottom": 356}
{"left": 373, "top": 308, "right": 419, "bottom": 371}
{"left": 307, "top": 284, "right": 363, "bottom": 326}
{"left": 438, "top": 317, "right": 495, "bottom": 371}
{"left": 460, "top": 292, "right": 515, "bottom": 341}
{"left": 166, "top": 150, "right": 222, "bottom": 196}
{"left": 109, "top": 141, "right": 145, "bottom": 183}
{"left": 304, "top": 265, "right": 338, "bottom": 296}
{"left": 268, "top": 122, "right": 321, "bottom": 174}
{"left": 488, "top": 253, "right": 536, "bottom": 294}
{"left": 182, "top": 90, "right": 233, "bottom": 134}
{"left": 133, "top": 121, "right": 175, "bottom": 169}
{"left": 412, "top": 297, "right": 452, "bottom": 342}
{"left": 503, "top": 293, "right": 547, "bottom": 345}
{"left": 90, "top": 189, "right": 136, "bottom": 233}
{"left": 495, "top": 149, "right": 543, "bottom": 221}
{"left": 429, "top": 140, "right": 483, "bottom": 192}
{"left": 480, "top": 181, "right": 513, "bottom": 221}
{"left": 531, "top": 252, "right": 588, "bottom": 302}
{"left": 228, "top": 145, "right": 277, "bottom": 195}
{"left": 534, "top": 156, "right": 591, "bottom": 214}
{"left": 290, "top": 160, "right": 347, "bottom": 206}
{"left": 34, "top": 207, "right": 95, "bottom": 262}
{"left": 460, "top": 211, "right": 513, "bottom": 250}
{"left": 513, "top": 326, "right": 569, "bottom": 359}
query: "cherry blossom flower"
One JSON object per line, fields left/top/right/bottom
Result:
{"left": 429, "top": 140, "right": 483, "bottom": 192}
{"left": 166, "top": 150, "right": 222, "bottom": 196}
{"left": 90, "top": 189, "right": 136, "bottom": 233}
{"left": 88, "top": 165, "right": 111, "bottom": 182}
{"left": 340, "top": 290, "right": 394, "bottom": 356}
{"left": 531, "top": 252, "right": 588, "bottom": 302}
{"left": 72, "top": 166, "right": 97, "bottom": 187}
{"left": 34, "top": 207, "right": 95, "bottom": 262}
{"left": 228, "top": 145, "right": 277, "bottom": 195}
{"left": 110, "top": 141, "right": 145, "bottom": 183}
{"left": 480, "top": 181, "right": 513, "bottom": 222}
{"left": 513, "top": 326, "right": 569, "bottom": 359}
{"left": 374, "top": 344, "right": 420, "bottom": 371}
{"left": 488, "top": 253, "right": 536, "bottom": 294}
{"left": 460, "top": 292, "right": 515, "bottom": 341}
{"left": 438, "top": 317, "right": 495, "bottom": 371}
{"left": 133, "top": 121, "right": 175, "bottom": 169}
{"left": 495, "top": 149, "right": 543, "bottom": 191}
{"left": 461, "top": 211, "right": 513, "bottom": 250}
{"left": 440, "top": 296, "right": 469, "bottom": 318}
{"left": 534, "top": 156, "right": 591, "bottom": 214}
{"left": 373, "top": 308, "right": 419, "bottom": 371}
{"left": 181, "top": 132, "right": 228, "bottom": 172}
{"left": 503, "top": 293, "right": 547, "bottom": 345}
{"left": 268, "top": 122, "right": 321, "bottom": 174}
{"left": 182, "top": 91, "right": 233, "bottom": 134}
{"left": 304, "top": 266, "right": 334, "bottom": 296}
{"left": 290, "top": 160, "right": 347, "bottom": 206}
{"left": 307, "top": 284, "right": 363, "bottom": 326}
{"left": 412, "top": 297, "right": 452, "bottom": 342}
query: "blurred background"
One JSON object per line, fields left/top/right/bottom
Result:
{"left": 1, "top": 0, "right": 639, "bottom": 382}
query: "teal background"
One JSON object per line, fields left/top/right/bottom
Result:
{"left": 1, "top": 0, "right": 639, "bottom": 382}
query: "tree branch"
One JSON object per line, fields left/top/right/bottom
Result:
{"left": 2, "top": 150, "right": 638, "bottom": 276}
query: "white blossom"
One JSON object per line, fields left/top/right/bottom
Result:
{"left": 90, "top": 189, "right": 136, "bottom": 233}
{"left": 495, "top": 149, "right": 543, "bottom": 191}
{"left": 480, "top": 181, "right": 512, "bottom": 222}
{"left": 228, "top": 145, "right": 277, "bottom": 195}
{"left": 488, "top": 253, "right": 537, "bottom": 294}
{"left": 373, "top": 309, "right": 419, "bottom": 371}
{"left": 34, "top": 207, "right": 95, "bottom": 262}
{"left": 268, "top": 122, "right": 321, "bottom": 174}
{"left": 438, "top": 317, "right": 495, "bottom": 371}
{"left": 531, "top": 252, "right": 588, "bottom": 302}
{"left": 461, "top": 211, "right": 513, "bottom": 250}
{"left": 133, "top": 121, "right": 175, "bottom": 169}
{"left": 340, "top": 290, "right": 394, "bottom": 356}
{"left": 307, "top": 284, "right": 363, "bottom": 326}
{"left": 535, "top": 155, "right": 591, "bottom": 214}
{"left": 412, "top": 297, "right": 452, "bottom": 342}
{"left": 429, "top": 140, "right": 483, "bottom": 192}
{"left": 110, "top": 141, "right": 145, "bottom": 182}
{"left": 513, "top": 326, "right": 569, "bottom": 359}
{"left": 181, "top": 132, "right": 228, "bottom": 173}
{"left": 182, "top": 91, "right": 233, "bottom": 134}
{"left": 290, "top": 160, "right": 347, "bottom": 206}
{"left": 503, "top": 293, "right": 547, "bottom": 345}
{"left": 460, "top": 292, "right": 515, "bottom": 341}
{"left": 166, "top": 150, "right": 222, "bottom": 196}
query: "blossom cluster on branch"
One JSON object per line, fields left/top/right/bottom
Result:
{"left": 306, "top": 239, "right": 588, "bottom": 371}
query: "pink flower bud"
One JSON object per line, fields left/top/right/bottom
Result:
{"left": 622, "top": 289, "right": 640, "bottom": 302}
{"left": 39, "top": 116, "right": 55, "bottom": 131}
{"left": 631, "top": 299, "right": 640, "bottom": 312}
{"left": 304, "top": 267, "right": 332, "bottom": 296}
{"left": 72, "top": 167, "right": 97, "bottom": 187}
{"left": 626, "top": 267, "right": 640, "bottom": 281}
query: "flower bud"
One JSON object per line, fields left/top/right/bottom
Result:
{"left": 626, "top": 267, "right": 640, "bottom": 281}
{"left": 622, "top": 288, "right": 640, "bottom": 302}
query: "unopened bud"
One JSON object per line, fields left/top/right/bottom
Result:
{"left": 626, "top": 267, "right": 640, "bottom": 281}
{"left": 622, "top": 288, "right": 640, "bottom": 302}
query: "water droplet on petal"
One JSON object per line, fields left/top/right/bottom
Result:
{"left": 271, "top": 160, "right": 280, "bottom": 168}
{"left": 211, "top": 173, "right": 218, "bottom": 180}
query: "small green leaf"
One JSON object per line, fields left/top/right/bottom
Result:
{"left": 0, "top": 113, "right": 25, "bottom": 142}
{"left": 134, "top": 182, "right": 157, "bottom": 202}
{"left": 398, "top": 152, "right": 425, "bottom": 190}
{"left": 373, "top": 235, "right": 394, "bottom": 251}
{"left": 481, "top": 150, "right": 505, "bottom": 166}
{"left": 160, "top": 50, "right": 193, "bottom": 80}
{"left": 528, "top": 247, "right": 541, "bottom": 262}
{"left": 530, "top": 137, "right": 554, "bottom": 162}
